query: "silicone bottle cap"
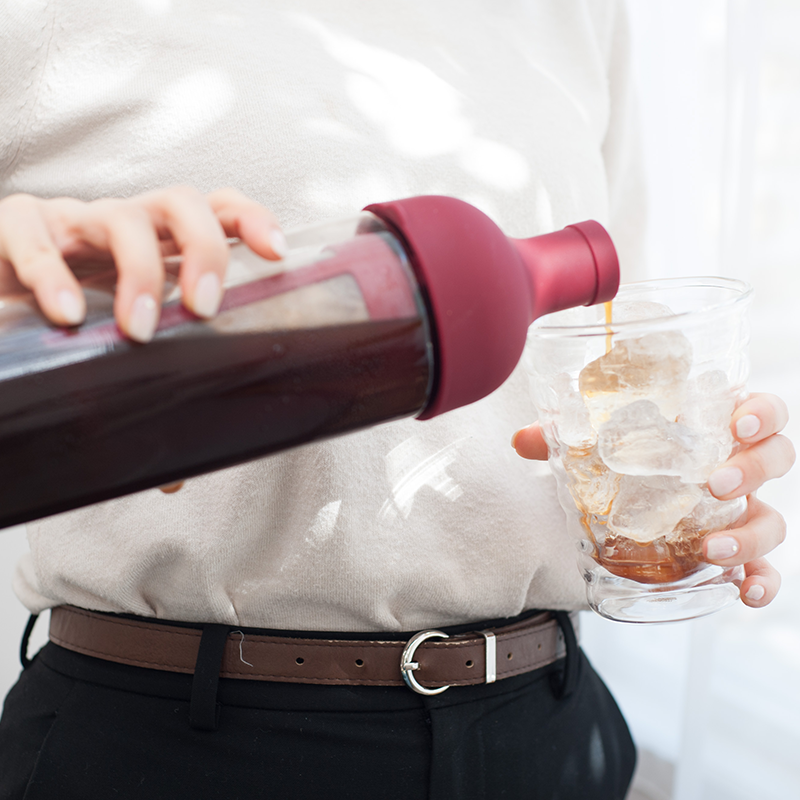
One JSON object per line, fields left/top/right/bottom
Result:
{"left": 511, "top": 219, "right": 619, "bottom": 321}
{"left": 365, "top": 196, "right": 618, "bottom": 419}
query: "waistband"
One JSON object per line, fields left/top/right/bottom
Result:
{"left": 49, "top": 606, "right": 579, "bottom": 696}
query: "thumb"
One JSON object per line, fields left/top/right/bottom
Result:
{"left": 512, "top": 421, "right": 549, "bottom": 461}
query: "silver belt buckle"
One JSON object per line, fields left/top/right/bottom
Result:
{"left": 400, "top": 630, "right": 450, "bottom": 696}
{"left": 400, "top": 628, "right": 499, "bottom": 695}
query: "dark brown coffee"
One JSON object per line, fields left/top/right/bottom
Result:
{"left": 0, "top": 317, "right": 429, "bottom": 528}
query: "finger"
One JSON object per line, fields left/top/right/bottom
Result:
{"left": 704, "top": 495, "right": 786, "bottom": 565}
{"left": 206, "top": 187, "right": 287, "bottom": 260}
{"left": 159, "top": 481, "right": 185, "bottom": 494}
{"left": 731, "top": 392, "right": 790, "bottom": 443}
{"left": 81, "top": 199, "right": 165, "bottom": 342}
{"left": 512, "top": 421, "right": 549, "bottom": 461}
{"left": 708, "top": 434, "right": 795, "bottom": 499}
{"left": 739, "top": 557, "right": 781, "bottom": 607}
{"left": 140, "top": 186, "right": 230, "bottom": 319}
{"left": 0, "top": 194, "right": 86, "bottom": 325}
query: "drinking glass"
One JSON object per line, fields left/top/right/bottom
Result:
{"left": 526, "top": 277, "right": 752, "bottom": 623}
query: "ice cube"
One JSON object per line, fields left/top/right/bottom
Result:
{"left": 667, "top": 489, "right": 746, "bottom": 542}
{"left": 552, "top": 373, "right": 596, "bottom": 449}
{"left": 579, "top": 331, "right": 692, "bottom": 426}
{"left": 606, "top": 300, "right": 675, "bottom": 324}
{"left": 678, "top": 370, "right": 736, "bottom": 467}
{"left": 607, "top": 474, "right": 702, "bottom": 543}
{"left": 681, "top": 370, "right": 735, "bottom": 432}
{"left": 562, "top": 445, "right": 621, "bottom": 516}
{"left": 598, "top": 399, "right": 721, "bottom": 483}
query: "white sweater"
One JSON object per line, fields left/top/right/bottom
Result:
{"left": 1, "top": 0, "right": 644, "bottom": 631}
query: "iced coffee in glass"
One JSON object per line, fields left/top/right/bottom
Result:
{"left": 527, "top": 278, "right": 752, "bottom": 623}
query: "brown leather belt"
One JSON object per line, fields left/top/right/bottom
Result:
{"left": 49, "top": 606, "right": 577, "bottom": 696}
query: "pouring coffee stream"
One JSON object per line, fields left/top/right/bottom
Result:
{"left": 0, "top": 195, "right": 619, "bottom": 529}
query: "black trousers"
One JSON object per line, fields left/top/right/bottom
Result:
{"left": 0, "top": 614, "right": 635, "bottom": 800}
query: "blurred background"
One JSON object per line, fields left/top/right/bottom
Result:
{"left": 0, "top": 1, "right": 797, "bottom": 798}
{"left": 581, "top": 1, "right": 800, "bottom": 798}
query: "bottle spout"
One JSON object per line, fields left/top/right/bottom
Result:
{"left": 511, "top": 220, "right": 619, "bottom": 324}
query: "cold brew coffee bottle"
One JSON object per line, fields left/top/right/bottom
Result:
{"left": 0, "top": 195, "right": 618, "bottom": 528}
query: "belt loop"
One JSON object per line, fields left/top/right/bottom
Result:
{"left": 551, "top": 611, "right": 579, "bottom": 700}
{"left": 20, "top": 614, "right": 39, "bottom": 669}
{"left": 190, "top": 624, "right": 231, "bottom": 731}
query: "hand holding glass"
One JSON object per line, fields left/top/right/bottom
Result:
{"left": 527, "top": 278, "right": 752, "bottom": 623}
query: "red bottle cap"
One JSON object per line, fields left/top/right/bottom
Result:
{"left": 365, "top": 196, "right": 618, "bottom": 420}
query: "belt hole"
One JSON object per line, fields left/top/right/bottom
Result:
{"left": 465, "top": 659, "right": 474, "bottom": 668}
{"left": 355, "top": 658, "right": 364, "bottom": 667}
{"left": 537, "top": 643, "right": 542, "bottom": 650}
{"left": 296, "top": 657, "right": 305, "bottom": 665}
{"left": 507, "top": 652, "right": 513, "bottom": 660}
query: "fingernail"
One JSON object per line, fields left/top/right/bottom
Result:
{"left": 736, "top": 414, "right": 760, "bottom": 439}
{"left": 708, "top": 466, "right": 743, "bottom": 497}
{"left": 128, "top": 293, "right": 159, "bottom": 342}
{"left": 706, "top": 535, "right": 740, "bottom": 561}
{"left": 58, "top": 289, "right": 85, "bottom": 325}
{"left": 193, "top": 272, "right": 222, "bottom": 318}
{"left": 745, "top": 583, "right": 766, "bottom": 602}
{"left": 269, "top": 228, "right": 288, "bottom": 259}
{"left": 511, "top": 430, "right": 519, "bottom": 449}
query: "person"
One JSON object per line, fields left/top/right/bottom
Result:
{"left": 0, "top": 1, "right": 793, "bottom": 798}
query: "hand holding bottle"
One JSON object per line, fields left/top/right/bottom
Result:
{"left": 0, "top": 186, "right": 287, "bottom": 341}
{"left": 0, "top": 186, "right": 287, "bottom": 495}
